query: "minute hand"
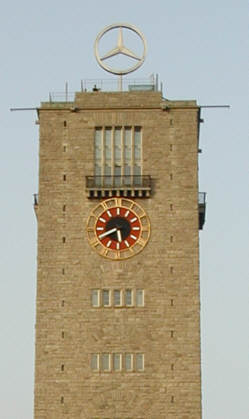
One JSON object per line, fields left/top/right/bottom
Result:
{"left": 98, "top": 227, "right": 117, "bottom": 239}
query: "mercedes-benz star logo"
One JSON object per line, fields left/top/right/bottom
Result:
{"left": 94, "top": 23, "right": 147, "bottom": 76}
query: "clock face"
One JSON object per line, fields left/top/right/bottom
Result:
{"left": 86, "top": 198, "right": 150, "bottom": 260}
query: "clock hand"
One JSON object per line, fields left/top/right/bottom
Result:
{"left": 99, "top": 227, "right": 117, "bottom": 239}
{"left": 117, "top": 229, "right": 122, "bottom": 243}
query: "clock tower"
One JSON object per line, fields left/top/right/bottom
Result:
{"left": 34, "top": 25, "right": 205, "bottom": 419}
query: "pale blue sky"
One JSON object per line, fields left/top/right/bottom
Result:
{"left": 0, "top": 1, "right": 248, "bottom": 418}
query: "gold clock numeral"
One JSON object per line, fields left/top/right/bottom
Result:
{"left": 141, "top": 226, "right": 149, "bottom": 232}
{"left": 90, "top": 239, "right": 99, "bottom": 248}
{"left": 139, "top": 213, "right": 147, "bottom": 219}
{"left": 91, "top": 213, "right": 99, "bottom": 222}
{"left": 101, "top": 201, "right": 108, "bottom": 210}
{"left": 114, "top": 198, "right": 122, "bottom": 207}
{"left": 87, "top": 227, "right": 94, "bottom": 232}
{"left": 115, "top": 251, "right": 121, "bottom": 259}
{"left": 101, "top": 248, "right": 109, "bottom": 257}
{"left": 137, "top": 238, "right": 146, "bottom": 247}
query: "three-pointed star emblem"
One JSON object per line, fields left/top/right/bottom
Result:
{"left": 101, "top": 28, "right": 141, "bottom": 62}
{"left": 94, "top": 23, "right": 147, "bottom": 75}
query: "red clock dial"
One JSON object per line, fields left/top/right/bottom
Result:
{"left": 95, "top": 206, "right": 141, "bottom": 251}
{"left": 87, "top": 198, "right": 150, "bottom": 260}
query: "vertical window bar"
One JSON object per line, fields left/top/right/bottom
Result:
{"left": 101, "top": 127, "right": 104, "bottom": 185}
{"left": 94, "top": 128, "right": 102, "bottom": 186}
{"left": 134, "top": 127, "right": 142, "bottom": 185}
{"left": 114, "top": 127, "right": 122, "bottom": 187}
{"left": 104, "top": 128, "right": 112, "bottom": 160}
{"left": 124, "top": 127, "right": 132, "bottom": 185}
{"left": 121, "top": 126, "right": 124, "bottom": 183}
{"left": 131, "top": 126, "right": 135, "bottom": 184}
{"left": 111, "top": 126, "right": 114, "bottom": 185}
{"left": 134, "top": 164, "right": 142, "bottom": 185}
{"left": 124, "top": 164, "right": 131, "bottom": 185}
{"left": 104, "top": 127, "right": 112, "bottom": 186}
{"left": 134, "top": 127, "right": 142, "bottom": 160}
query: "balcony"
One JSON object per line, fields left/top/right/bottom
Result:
{"left": 86, "top": 175, "right": 152, "bottom": 198}
{"left": 33, "top": 193, "right": 39, "bottom": 218}
{"left": 198, "top": 192, "right": 206, "bottom": 230}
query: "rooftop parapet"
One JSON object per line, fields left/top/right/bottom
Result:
{"left": 47, "top": 77, "right": 160, "bottom": 103}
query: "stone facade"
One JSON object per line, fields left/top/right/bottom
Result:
{"left": 34, "top": 91, "right": 202, "bottom": 418}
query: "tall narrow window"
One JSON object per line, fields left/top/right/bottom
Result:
{"left": 114, "top": 290, "right": 121, "bottom": 306}
{"left": 94, "top": 128, "right": 102, "bottom": 186}
{"left": 125, "top": 354, "right": 133, "bottom": 371}
{"left": 124, "top": 127, "right": 132, "bottom": 185}
{"left": 134, "top": 127, "right": 142, "bottom": 185}
{"left": 113, "top": 353, "right": 122, "bottom": 371}
{"left": 94, "top": 126, "right": 142, "bottom": 187}
{"left": 91, "top": 290, "right": 100, "bottom": 307}
{"left": 114, "top": 127, "right": 122, "bottom": 186}
{"left": 125, "top": 289, "right": 132, "bottom": 306}
{"left": 102, "top": 353, "right": 110, "bottom": 371}
{"left": 104, "top": 127, "right": 112, "bottom": 186}
{"left": 103, "top": 289, "right": 110, "bottom": 307}
{"left": 136, "top": 289, "right": 144, "bottom": 307}
{"left": 135, "top": 354, "right": 144, "bottom": 371}
{"left": 91, "top": 354, "right": 99, "bottom": 370}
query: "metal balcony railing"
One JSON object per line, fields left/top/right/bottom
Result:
{"left": 33, "top": 194, "right": 39, "bottom": 218}
{"left": 198, "top": 192, "right": 206, "bottom": 230}
{"left": 86, "top": 175, "right": 152, "bottom": 198}
{"left": 198, "top": 192, "right": 206, "bottom": 205}
{"left": 86, "top": 175, "right": 151, "bottom": 188}
{"left": 48, "top": 77, "right": 160, "bottom": 102}
{"left": 33, "top": 193, "right": 38, "bottom": 206}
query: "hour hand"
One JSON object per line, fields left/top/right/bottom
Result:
{"left": 117, "top": 229, "right": 122, "bottom": 243}
{"left": 99, "top": 227, "right": 117, "bottom": 239}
